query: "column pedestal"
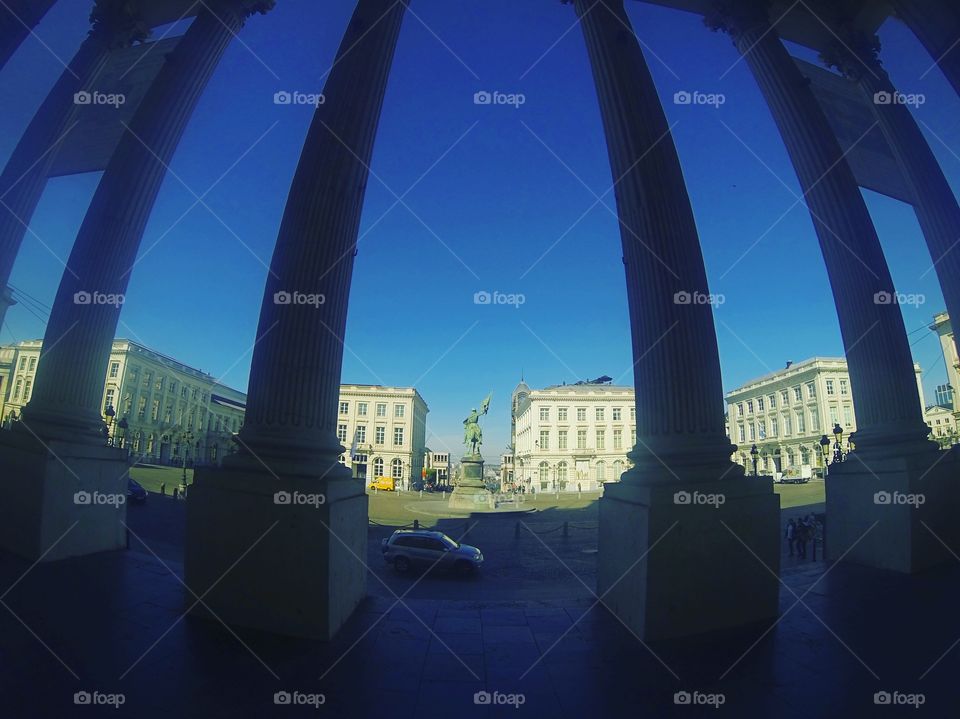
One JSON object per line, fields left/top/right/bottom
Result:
{"left": 0, "top": 429, "right": 129, "bottom": 561}
{"left": 598, "top": 476, "right": 780, "bottom": 640}
{"left": 185, "top": 461, "right": 367, "bottom": 640}
{"left": 448, "top": 454, "right": 488, "bottom": 510}
{"left": 826, "top": 450, "right": 958, "bottom": 573}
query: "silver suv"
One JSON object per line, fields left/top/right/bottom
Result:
{"left": 381, "top": 530, "right": 483, "bottom": 575}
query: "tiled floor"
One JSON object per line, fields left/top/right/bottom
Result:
{"left": 1, "top": 542, "right": 958, "bottom": 718}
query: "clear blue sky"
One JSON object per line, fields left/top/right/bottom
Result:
{"left": 2, "top": 0, "right": 958, "bottom": 458}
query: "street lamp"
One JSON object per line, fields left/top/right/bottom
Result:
{"left": 819, "top": 434, "right": 831, "bottom": 476}
{"left": 832, "top": 423, "right": 844, "bottom": 464}
{"left": 104, "top": 405, "right": 116, "bottom": 445}
{"left": 117, "top": 417, "right": 128, "bottom": 449}
{"left": 750, "top": 444, "right": 759, "bottom": 476}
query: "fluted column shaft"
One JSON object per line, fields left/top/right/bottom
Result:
{"left": 238, "top": 0, "right": 407, "bottom": 465}
{"left": 821, "top": 29, "right": 960, "bottom": 366}
{"left": 0, "top": 0, "right": 57, "bottom": 71}
{"left": 0, "top": 2, "right": 150, "bottom": 330}
{"left": 573, "top": 0, "right": 736, "bottom": 481}
{"left": 891, "top": 0, "right": 960, "bottom": 99}
{"left": 709, "top": 5, "right": 932, "bottom": 457}
{"left": 23, "top": 1, "right": 264, "bottom": 441}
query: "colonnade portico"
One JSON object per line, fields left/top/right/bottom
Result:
{"left": 0, "top": 0, "right": 957, "bottom": 643}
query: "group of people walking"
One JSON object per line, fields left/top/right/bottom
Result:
{"left": 785, "top": 514, "right": 821, "bottom": 559}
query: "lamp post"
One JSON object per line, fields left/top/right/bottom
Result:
{"left": 832, "top": 423, "right": 844, "bottom": 464}
{"left": 819, "top": 434, "right": 831, "bottom": 477}
{"left": 181, "top": 430, "right": 194, "bottom": 486}
{"left": 750, "top": 443, "right": 759, "bottom": 476}
{"left": 104, "top": 404, "right": 116, "bottom": 445}
{"left": 117, "top": 417, "right": 128, "bottom": 450}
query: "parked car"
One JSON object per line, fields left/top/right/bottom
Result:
{"left": 127, "top": 478, "right": 147, "bottom": 504}
{"left": 381, "top": 529, "right": 483, "bottom": 575}
{"left": 368, "top": 476, "right": 396, "bottom": 491}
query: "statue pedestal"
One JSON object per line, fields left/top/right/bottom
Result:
{"left": 448, "top": 453, "right": 489, "bottom": 510}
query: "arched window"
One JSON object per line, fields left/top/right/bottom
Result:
{"left": 373, "top": 457, "right": 384, "bottom": 477}
{"left": 392, "top": 458, "right": 403, "bottom": 479}
{"left": 613, "top": 460, "right": 623, "bottom": 482}
{"left": 596, "top": 461, "right": 606, "bottom": 483}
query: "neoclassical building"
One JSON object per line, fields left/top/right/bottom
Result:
{"left": 334, "top": 385, "right": 427, "bottom": 485}
{"left": 0, "top": 0, "right": 958, "bottom": 647}
{"left": 0, "top": 339, "right": 246, "bottom": 465}
{"left": 512, "top": 379, "right": 636, "bottom": 492}
{"left": 726, "top": 357, "right": 925, "bottom": 477}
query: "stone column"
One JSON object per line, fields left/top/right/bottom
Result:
{"left": 20, "top": 0, "right": 273, "bottom": 441}
{"left": 186, "top": 0, "right": 408, "bottom": 641}
{"left": 0, "top": 0, "right": 149, "bottom": 331}
{"left": 573, "top": 0, "right": 736, "bottom": 483}
{"left": 236, "top": 0, "right": 406, "bottom": 471}
{"left": 819, "top": 25, "right": 960, "bottom": 367}
{"left": 0, "top": 0, "right": 57, "bottom": 71}
{"left": 891, "top": 0, "right": 960, "bottom": 98}
{"left": 573, "top": 0, "right": 779, "bottom": 641}
{"left": 707, "top": 1, "right": 932, "bottom": 460}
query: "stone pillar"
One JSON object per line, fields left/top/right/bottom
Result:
{"left": 819, "top": 25, "right": 960, "bottom": 367}
{"left": 0, "top": 0, "right": 57, "bottom": 71}
{"left": 891, "top": 0, "right": 960, "bottom": 98}
{"left": 21, "top": 0, "right": 272, "bottom": 442}
{"left": 0, "top": 0, "right": 149, "bottom": 331}
{"left": 708, "top": 1, "right": 952, "bottom": 573}
{"left": 707, "top": 1, "right": 932, "bottom": 460}
{"left": 186, "top": 0, "right": 407, "bottom": 640}
{"left": 574, "top": 0, "right": 779, "bottom": 641}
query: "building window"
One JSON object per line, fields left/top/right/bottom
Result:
{"left": 151, "top": 400, "right": 160, "bottom": 422}
{"left": 737, "top": 424, "right": 745, "bottom": 443}
{"left": 539, "top": 462, "right": 549, "bottom": 485}
{"left": 736, "top": 402, "right": 743, "bottom": 416}
{"left": 337, "top": 424, "right": 348, "bottom": 442}
{"left": 769, "top": 394, "right": 776, "bottom": 409}
{"left": 577, "top": 429, "right": 587, "bottom": 449}
{"left": 104, "top": 388, "right": 115, "bottom": 413}
{"left": 137, "top": 396, "right": 147, "bottom": 419}
{"left": 339, "top": 401, "right": 349, "bottom": 415}
{"left": 558, "top": 430, "right": 568, "bottom": 450}
{"left": 392, "top": 458, "right": 403, "bottom": 479}
{"left": 806, "top": 382, "right": 816, "bottom": 398}
{"left": 12, "top": 377, "right": 22, "bottom": 400}
{"left": 558, "top": 407, "right": 568, "bottom": 421}
{"left": 557, "top": 462, "right": 568, "bottom": 486}
{"left": 757, "top": 397, "right": 765, "bottom": 412}
{"left": 613, "top": 460, "right": 623, "bottom": 481}
{"left": 771, "top": 417, "right": 778, "bottom": 437}
{"left": 826, "top": 379, "right": 835, "bottom": 396}
{"left": 793, "top": 386, "right": 802, "bottom": 402}
{"left": 373, "top": 457, "right": 384, "bottom": 477}
{"left": 840, "top": 379, "right": 848, "bottom": 396}
{"left": 576, "top": 407, "right": 586, "bottom": 421}
{"left": 783, "top": 414, "right": 792, "bottom": 435}
{"left": 747, "top": 400, "right": 754, "bottom": 414}
{"left": 796, "top": 411, "right": 805, "bottom": 434}
{"left": 758, "top": 420, "right": 766, "bottom": 439}
{"left": 595, "top": 407, "right": 604, "bottom": 421}
{"left": 375, "top": 426, "right": 385, "bottom": 445}
{"left": 829, "top": 406, "right": 839, "bottom": 425}
{"left": 540, "top": 407, "right": 549, "bottom": 421}
{"left": 780, "top": 390, "right": 789, "bottom": 405}
{"left": 18, "top": 357, "right": 25, "bottom": 370}
{"left": 843, "top": 405, "right": 853, "bottom": 427}
{"left": 612, "top": 407, "right": 622, "bottom": 421}
{"left": 539, "top": 430, "right": 549, "bottom": 450}
{"left": 810, "top": 408, "right": 820, "bottom": 432}
{"left": 355, "top": 425, "right": 366, "bottom": 443}
{"left": 629, "top": 407, "right": 635, "bottom": 421}
{"left": 358, "top": 402, "right": 368, "bottom": 416}
{"left": 613, "top": 428, "right": 623, "bottom": 449}
{"left": 596, "top": 429, "right": 605, "bottom": 449}
{"left": 394, "top": 404, "right": 405, "bottom": 418}
{"left": 376, "top": 403, "right": 386, "bottom": 417}
{"left": 749, "top": 423, "right": 756, "bottom": 441}
{"left": 28, "top": 357, "right": 36, "bottom": 371}
{"left": 393, "top": 427, "right": 404, "bottom": 446}
{"left": 596, "top": 461, "right": 606, "bottom": 483}
{"left": 108, "top": 361, "right": 119, "bottom": 378}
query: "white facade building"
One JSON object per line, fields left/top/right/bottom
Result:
{"left": 726, "top": 357, "right": 924, "bottom": 477}
{"left": 425, "top": 450, "right": 451, "bottom": 487}
{"left": 335, "top": 385, "right": 427, "bottom": 487}
{"left": 511, "top": 379, "right": 636, "bottom": 492}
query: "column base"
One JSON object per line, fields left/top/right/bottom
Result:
{"left": 825, "top": 449, "right": 958, "bottom": 573}
{"left": 185, "top": 462, "right": 368, "bottom": 640}
{"left": 0, "top": 429, "right": 129, "bottom": 561}
{"left": 598, "top": 475, "right": 780, "bottom": 641}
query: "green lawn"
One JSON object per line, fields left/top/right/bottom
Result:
{"left": 129, "top": 465, "right": 194, "bottom": 494}
{"left": 774, "top": 481, "right": 825, "bottom": 509}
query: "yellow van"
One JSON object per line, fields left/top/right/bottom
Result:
{"left": 369, "top": 476, "right": 396, "bottom": 491}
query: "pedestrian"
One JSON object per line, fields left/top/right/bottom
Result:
{"left": 796, "top": 518, "right": 809, "bottom": 559}
{"left": 785, "top": 519, "right": 796, "bottom": 557}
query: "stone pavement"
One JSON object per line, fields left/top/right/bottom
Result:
{"left": 2, "top": 527, "right": 959, "bottom": 718}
